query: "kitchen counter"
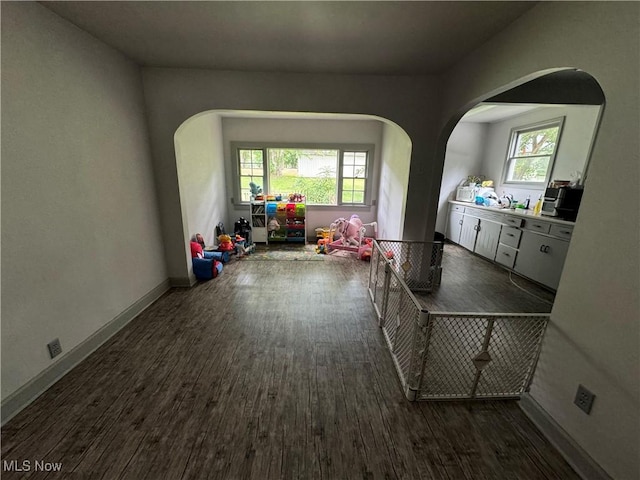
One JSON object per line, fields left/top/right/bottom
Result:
{"left": 448, "top": 200, "right": 575, "bottom": 226}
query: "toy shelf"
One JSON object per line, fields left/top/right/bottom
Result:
{"left": 261, "top": 201, "right": 306, "bottom": 244}
{"left": 250, "top": 201, "right": 268, "bottom": 243}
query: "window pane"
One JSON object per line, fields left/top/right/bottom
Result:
{"left": 341, "top": 150, "right": 368, "bottom": 204}
{"left": 354, "top": 152, "right": 367, "bottom": 165}
{"left": 353, "top": 178, "right": 365, "bottom": 190}
{"left": 239, "top": 149, "right": 265, "bottom": 202}
{"left": 508, "top": 156, "right": 551, "bottom": 182}
{"left": 342, "top": 178, "right": 354, "bottom": 191}
{"left": 343, "top": 151, "right": 355, "bottom": 165}
{"left": 342, "top": 191, "right": 353, "bottom": 203}
{"left": 268, "top": 148, "right": 338, "bottom": 205}
{"left": 515, "top": 127, "right": 559, "bottom": 157}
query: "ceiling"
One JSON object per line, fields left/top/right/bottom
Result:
{"left": 42, "top": 1, "right": 536, "bottom": 75}
{"left": 461, "top": 104, "right": 540, "bottom": 123}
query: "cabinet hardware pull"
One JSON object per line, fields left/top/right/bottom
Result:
{"left": 561, "top": 230, "right": 570, "bottom": 234}
{"left": 507, "top": 233, "right": 514, "bottom": 237}
{"left": 539, "top": 245, "right": 545, "bottom": 252}
{"left": 503, "top": 252, "right": 510, "bottom": 256}
{"left": 544, "top": 246, "right": 550, "bottom": 253}
{"left": 459, "top": 219, "right": 463, "bottom": 225}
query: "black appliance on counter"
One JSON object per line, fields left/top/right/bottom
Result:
{"left": 541, "top": 186, "right": 584, "bottom": 221}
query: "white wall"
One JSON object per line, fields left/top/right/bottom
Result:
{"left": 221, "top": 115, "right": 382, "bottom": 236}
{"left": 1, "top": 3, "right": 166, "bottom": 400}
{"left": 378, "top": 123, "right": 412, "bottom": 240}
{"left": 174, "top": 112, "right": 227, "bottom": 283}
{"left": 438, "top": 2, "right": 639, "bottom": 478}
{"left": 436, "top": 123, "right": 487, "bottom": 233}
{"left": 481, "top": 105, "right": 601, "bottom": 202}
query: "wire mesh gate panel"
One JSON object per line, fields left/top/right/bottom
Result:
{"left": 368, "top": 240, "right": 550, "bottom": 401}
{"left": 416, "top": 313, "right": 549, "bottom": 400}
{"left": 368, "top": 248, "right": 427, "bottom": 399}
{"left": 373, "top": 240, "right": 443, "bottom": 292}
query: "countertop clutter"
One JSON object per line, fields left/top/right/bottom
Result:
{"left": 449, "top": 200, "right": 575, "bottom": 226}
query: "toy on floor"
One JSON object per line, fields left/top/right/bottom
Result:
{"left": 234, "top": 217, "right": 253, "bottom": 245}
{"left": 327, "top": 215, "right": 377, "bottom": 257}
{"left": 234, "top": 234, "right": 255, "bottom": 257}
{"left": 315, "top": 237, "right": 329, "bottom": 254}
{"left": 190, "top": 241, "right": 223, "bottom": 280}
{"left": 218, "top": 234, "right": 234, "bottom": 252}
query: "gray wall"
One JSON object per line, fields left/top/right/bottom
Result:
{"left": 437, "top": 2, "right": 639, "bottom": 478}
{"left": 1, "top": 3, "right": 167, "bottom": 400}
{"left": 141, "top": 69, "right": 440, "bottom": 280}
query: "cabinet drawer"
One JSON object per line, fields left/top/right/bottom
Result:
{"left": 524, "top": 219, "right": 551, "bottom": 234}
{"left": 549, "top": 224, "right": 574, "bottom": 240}
{"left": 473, "top": 209, "right": 504, "bottom": 223}
{"left": 503, "top": 216, "right": 524, "bottom": 228}
{"left": 451, "top": 204, "right": 465, "bottom": 213}
{"left": 499, "top": 226, "right": 522, "bottom": 248}
{"left": 495, "top": 244, "right": 517, "bottom": 269}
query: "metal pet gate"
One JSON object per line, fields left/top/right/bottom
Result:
{"left": 368, "top": 239, "right": 549, "bottom": 401}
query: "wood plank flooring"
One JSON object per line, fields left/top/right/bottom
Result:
{"left": 1, "top": 249, "right": 577, "bottom": 479}
{"left": 417, "top": 242, "right": 556, "bottom": 313}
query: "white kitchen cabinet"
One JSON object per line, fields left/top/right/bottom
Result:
{"left": 496, "top": 244, "right": 518, "bottom": 269}
{"left": 459, "top": 216, "right": 479, "bottom": 251}
{"left": 514, "top": 231, "right": 570, "bottom": 290}
{"left": 474, "top": 219, "right": 502, "bottom": 260}
{"left": 499, "top": 226, "right": 522, "bottom": 249}
{"left": 447, "top": 209, "right": 464, "bottom": 243}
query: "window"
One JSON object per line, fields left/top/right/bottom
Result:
{"left": 235, "top": 144, "right": 372, "bottom": 205}
{"left": 504, "top": 118, "right": 564, "bottom": 185}
{"left": 238, "top": 149, "right": 265, "bottom": 201}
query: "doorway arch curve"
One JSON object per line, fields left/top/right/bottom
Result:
{"left": 173, "top": 109, "right": 413, "bottom": 283}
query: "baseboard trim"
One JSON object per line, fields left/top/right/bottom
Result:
{"left": 170, "top": 276, "right": 196, "bottom": 288}
{"left": 519, "top": 393, "right": 612, "bottom": 480}
{"left": 1, "top": 279, "right": 171, "bottom": 426}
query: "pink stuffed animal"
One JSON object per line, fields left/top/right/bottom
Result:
{"left": 332, "top": 214, "right": 364, "bottom": 246}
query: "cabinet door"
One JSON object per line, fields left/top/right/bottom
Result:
{"left": 514, "top": 231, "right": 569, "bottom": 290}
{"left": 447, "top": 211, "right": 464, "bottom": 244}
{"left": 459, "top": 216, "right": 479, "bottom": 251}
{"left": 474, "top": 220, "right": 501, "bottom": 260}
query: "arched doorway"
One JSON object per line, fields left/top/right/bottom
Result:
{"left": 173, "top": 110, "right": 413, "bottom": 283}
{"left": 430, "top": 68, "right": 604, "bottom": 310}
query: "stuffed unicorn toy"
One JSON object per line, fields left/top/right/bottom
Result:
{"left": 332, "top": 214, "right": 364, "bottom": 246}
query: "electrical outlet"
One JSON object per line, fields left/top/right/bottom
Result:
{"left": 574, "top": 384, "right": 595, "bottom": 414}
{"left": 47, "top": 338, "right": 62, "bottom": 359}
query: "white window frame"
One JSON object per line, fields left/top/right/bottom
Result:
{"left": 231, "top": 142, "right": 374, "bottom": 206}
{"left": 502, "top": 117, "right": 565, "bottom": 187}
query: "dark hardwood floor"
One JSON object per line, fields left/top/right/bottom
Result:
{"left": 1, "top": 247, "right": 576, "bottom": 479}
{"left": 417, "top": 242, "right": 556, "bottom": 313}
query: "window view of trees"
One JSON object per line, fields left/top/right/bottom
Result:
{"left": 506, "top": 122, "right": 561, "bottom": 183}
{"left": 238, "top": 147, "right": 369, "bottom": 205}
{"left": 268, "top": 149, "right": 339, "bottom": 205}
